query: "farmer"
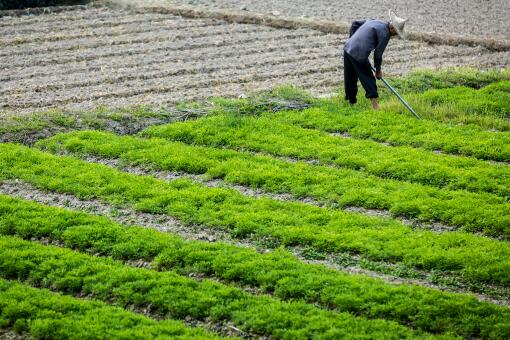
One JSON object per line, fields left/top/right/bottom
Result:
{"left": 343, "top": 10, "right": 407, "bottom": 110}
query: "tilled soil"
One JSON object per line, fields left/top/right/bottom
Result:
{"left": 169, "top": 0, "right": 510, "bottom": 40}
{"left": 1, "top": 5, "right": 509, "bottom": 115}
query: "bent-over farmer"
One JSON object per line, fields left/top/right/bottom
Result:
{"left": 343, "top": 10, "right": 407, "bottom": 110}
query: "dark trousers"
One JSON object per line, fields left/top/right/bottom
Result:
{"left": 343, "top": 51, "right": 378, "bottom": 104}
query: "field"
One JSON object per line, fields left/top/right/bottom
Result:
{"left": 1, "top": 1, "right": 510, "bottom": 339}
{"left": 1, "top": 3, "right": 510, "bottom": 115}
{"left": 169, "top": 0, "right": 510, "bottom": 40}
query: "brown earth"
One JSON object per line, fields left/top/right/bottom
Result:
{"left": 168, "top": 0, "right": 510, "bottom": 41}
{"left": 0, "top": 4, "right": 509, "bottom": 114}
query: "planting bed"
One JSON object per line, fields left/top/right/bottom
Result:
{"left": 1, "top": 5, "right": 509, "bottom": 114}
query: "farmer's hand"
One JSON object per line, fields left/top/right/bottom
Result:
{"left": 375, "top": 70, "right": 382, "bottom": 79}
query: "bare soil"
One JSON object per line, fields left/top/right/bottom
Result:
{"left": 1, "top": 5, "right": 508, "bottom": 115}
{"left": 168, "top": 0, "right": 510, "bottom": 41}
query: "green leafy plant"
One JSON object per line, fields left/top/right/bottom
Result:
{"left": 0, "top": 279, "right": 220, "bottom": 339}
{"left": 270, "top": 104, "right": 510, "bottom": 162}
{"left": 0, "top": 236, "right": 426, "bottom": 339}
{"left": 38, "top": 130, "right": 510, "bottom": 237}
{"left": 2, "top": 195, "right": 510, "bottom": 338}
{"left": 1, "top": 143, "right": 509, "bottom": 287}
{"left": 141, "top": 115, "right": 509, "bottom": 198}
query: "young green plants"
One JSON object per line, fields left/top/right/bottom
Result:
{"left": 141, "top": 114, "right": 509, "bottom": 198}
{"left": 0, "top": 279, "right": 221, "bottom": 339}
{"left": 1, "top": 194, "right": 509, "bottom": 338}
{"left": 38, "top": 130, "right": 510, "bottom": 238}
{"left": 0, "top": 235, "right": 430, "bottom": 339}
{"left": 1, "top": 143, "right": 509, "bottom": 288}
{"left": 271, "top": 104, "right": 510, "bottom": 162}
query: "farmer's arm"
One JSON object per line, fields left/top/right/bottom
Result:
{"left": 373, "top": 30, "right": 390, "bottom": 72}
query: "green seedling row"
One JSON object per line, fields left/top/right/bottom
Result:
{"left": 379, "top": 78, "right": 510, "bottom": 131}
{"left": 0, "top": 279, "right": 220, "bottom": 339}
{"left": 422, "top": 81, "right": 510, "bottom": 119}
{"left": 1, "top": 194, "right": 509, "bottom": 338}
{"left": 141, "top": 115, "right": 509, "bottom": 198}
{"left": 271, "top": 105, "right": 510, "bottom": 162}
{"left": 38, "top": 130, "right": 510, "bottom": 237}
{"left": 387, "top": 67, "right": 510, "bottom": 94}
{"left": 1, "top": 143, "right": 510, "bottom": 287}
{"left": 0, "top": 236, "right": 430, "bottom": 339}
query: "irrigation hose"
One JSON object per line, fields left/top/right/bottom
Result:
{"left": 371, "top": 66, "right": 422, "bottom": 120}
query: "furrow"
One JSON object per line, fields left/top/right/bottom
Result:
{"left": 1, "top": 49, "right": 340, "bottom": 96}
{"left": 0, "top": 7, "right": 127, "bottom": 27}
{"left": 410, "top": 50, "right": 510, "bottom": 70}
{"left": 0, "top": 33, "right": 337, "bottom": 83}
{"left": 0, "top": 13, "right": 181, "bottom": 36}
{"left": 1, "top": 27, "right": 313, "bottom": 69}
{"left": 2, "top": 60, "right": 341, "bottom": 109}
{"left": 0, "top": 20, "right": 247, "bottom": 57}
{"left": 0, "top": 5, "right": 92, "bottom": 21}
{"left": 0, "top": 19, "right": 223, "bottom": 47}
{"left": 0, "top": 41, "right": 481, "bottom": 94}
{"left": 4, "top": 72, "right": 339, "bottom": 115}
{"left": 2, "top": 43, "right": 498, "bottom": 109}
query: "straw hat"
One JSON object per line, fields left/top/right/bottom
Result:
{"left": 389, "top": 10, "right": 407, "bottom": 39}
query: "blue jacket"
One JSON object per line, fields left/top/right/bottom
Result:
{"left": 344, "top": 20, "right": 390, "bottom": 72}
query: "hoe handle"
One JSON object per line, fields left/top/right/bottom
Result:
{"left": 371, "top": 66, "right": 422, "bottom": 120}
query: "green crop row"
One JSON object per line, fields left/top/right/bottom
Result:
{"left": 374, "top": 74, "right": 510, "bottom": 131}
{"left": 141, "top": 115, "right": 509, "bottom": 198}
{"left": 38, "top": 130, "right": 510, "bottom": 237}
{"left": 1, "top": 193, "right": 509, "bottom": 338}
{"left": 422, "top": 81, "right": 510, "bottom": 119}
{"left": 379, "top": 86, "right": 510, "bottom": 132}
{"left": 1, "top": 143, "right": 510, "bottom": 286}
{"left": 386, "top": 67, "right": 510, "bottom": 93}
{"left": 0, "top": 279, "right": 220, "bottom": 340}
{"left": 270, "top": 104, "right": 510, "bottom": 162}
{"left": 0, "top": 236, "right": 430, "bottom": 339}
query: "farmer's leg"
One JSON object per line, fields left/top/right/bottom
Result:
{"left": 350, "top": 59, "right": 378, "bottom": 109}
{"left": 343, "top": 51, "right": 358, "bottom": 104}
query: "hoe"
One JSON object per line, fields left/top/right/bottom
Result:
{"left": 371, "top": 66, "right": 422, "bottom": 119}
